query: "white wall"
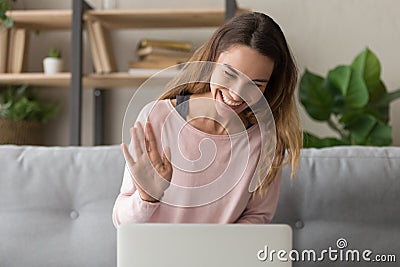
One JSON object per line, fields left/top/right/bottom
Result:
{"left": 20, "top": 0, "right": 400, "bottom": 145}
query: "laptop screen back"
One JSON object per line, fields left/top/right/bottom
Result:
{"left": 118, "top": 223, "right": 292, "bottom": 267}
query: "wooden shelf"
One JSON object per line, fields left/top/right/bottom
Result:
{"left": 84, "top": 8, "right": 250, "bottom": 29}
{"left": 0, "top": 73, "right": 71, "bottom": 87}
{"left": 6, "top": 10, "right": 72, "bottom": 30}
{"left": 6, "top": 8, "right": 250, "bottom": 30}
{"left": 0, "top": 72, "right": 159, "bottom": 88}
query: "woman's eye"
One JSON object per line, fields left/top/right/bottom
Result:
{"left": 250, "top": 81, "right": 263, "bottom": 88}
{"left": 224, "top": 71, "right": 236, "bottom": 79}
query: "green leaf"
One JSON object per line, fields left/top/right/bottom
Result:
{"left": 368, "top": 79, "right": 387, "bottom": 103}
{"left": 0, "top": 101, "right": 11, "bottom": 116}
{"left": 299, "top": 70, "right": 335, "bottom": 121}
{"left": 346, "top": 114, "right": 377, "bottom": 144}
{"left": 351, "top": 48, "right": 381, "bottom": 94}
{"left": 340, "top": 110, "right": 364, "bottom": 125}
{"left": 16, "top": 84, "right": 28, "bottom": 97}
{"left": 327, "top": 65, "right": 351, "bottom": 96}
{"left": 344, "top": 69, "right": 369, "bottom": 108}
{"left": 363, "top": 105, "right": 389, "bottom": 124}
{"left": 376, "top": 88, "right": 400, "bottom": 107}
{"left": 48, "top": 48, "right": 62, "bottom": 58}
{"left": 325, "top": 80, "right": 345, "bottom": 114}
{"left": 1, "top": 17, "right": 13, "bottom": 28}
{"left": 303, "top": 132, "right": 349, "bottom": 148}
{"left": 366, "top": 121, "right": 392, "bottom": 146}
{"left": 327, "top": 66, "right": 369, "bottom": 108}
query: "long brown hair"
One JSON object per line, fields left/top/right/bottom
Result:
{"left": 159, "top": 12, "right": 302, "bottom": 192}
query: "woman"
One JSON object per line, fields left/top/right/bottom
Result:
{"left": 113, "top": 12, "right": 301, "bottom": 226}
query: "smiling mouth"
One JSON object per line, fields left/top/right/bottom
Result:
{"left": 219, "top": 90, "right": 244, "bottom": 109}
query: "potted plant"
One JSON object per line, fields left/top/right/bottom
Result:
{"left": 0, "top": 84, "right": 59, "bottom": 145}
{"left": 43, "top": 48, "right": 63, "bottom": 74}
{"left": 299, "top": 48, "right": 400, "bottom": 148}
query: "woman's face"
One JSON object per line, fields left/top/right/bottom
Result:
{"left": 210, "top": 45, "right": 275, "bottom": 116}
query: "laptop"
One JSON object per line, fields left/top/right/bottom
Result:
{"left": 118, "top": 224, "right": 292, "bottom": 267}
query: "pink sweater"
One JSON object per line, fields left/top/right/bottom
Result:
{"left": 112, "top": 100, "right": 282, "bottom": 227}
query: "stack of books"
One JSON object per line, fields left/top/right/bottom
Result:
{"left": 128, "top": 39, "right": 193, "bottom": 75}
{"left": 0, "top": 28, "right": 29, "bottom": 73}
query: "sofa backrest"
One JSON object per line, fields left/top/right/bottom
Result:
{"left": 0, "top": 145, "right": 124, "bottom": 267}
{"left": 273, "top": 146, "right": 400, "bottom": 266}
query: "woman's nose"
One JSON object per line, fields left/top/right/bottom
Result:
{"left": 230, "top": 81, "right": 262, "bottom": 104}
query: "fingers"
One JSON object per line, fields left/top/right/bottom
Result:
{"left": 121, "top": 143, "right": 135, "bottom": 167}
{"left": 131, "top": 122, "right": 147, "bottom": 157}
{"left": 162, "top": 146, "right": 171, "bottom": 166}
{"left": 130, "top": 121, "right": 171, "bottom": 177}
{"left": 162, "top": 147, "right": 173, "bottom": 181}
{"left": 136, "top": 122, "right": 146, "bottom": 152}
{"left": 145, "top": 122, "right": 162, "bottom": 166}
{"left": 131, "top": 127, "right": 142, "bottom": 156}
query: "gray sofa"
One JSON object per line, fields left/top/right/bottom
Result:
{"left": 0, "top": 145, "right": 399, "bottom": 266}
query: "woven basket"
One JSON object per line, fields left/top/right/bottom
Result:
{"left": 0, "top": 119, "right": 44, "bottom": 145}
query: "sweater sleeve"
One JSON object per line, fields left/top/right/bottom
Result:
{"left": 112, "top": 101, "right": 160, "bottom": 228}
{"left": 235, "top": 170, "right": 282, "bottom": 224}
{"left": 112, "top": 166, "right": 160, "bottom": 227}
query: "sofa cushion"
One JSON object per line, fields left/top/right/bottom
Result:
{"left": 0, "top": 145, "right": 124, "bottom": 267}
{"left": 273, "top": 146, "right": 400, "bottom": 266}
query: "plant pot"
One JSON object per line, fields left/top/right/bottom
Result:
{"left": 0, "top": 119, "right": 44, "bottom": 145}
{"left": 43, "top": 57, "right": 63, "bottom": 74}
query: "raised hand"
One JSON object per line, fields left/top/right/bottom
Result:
{"left": 121, "top": 121, "right": 172, "bottom": 202}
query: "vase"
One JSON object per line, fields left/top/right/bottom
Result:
{"left": 43, "top": 57, "right": 63, "bottom": 74}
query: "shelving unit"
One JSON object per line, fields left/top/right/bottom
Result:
{"left": 0, "top": 0, "right": 248, "bottom": 145}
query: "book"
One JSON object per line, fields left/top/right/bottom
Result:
{"left": 137, "top": 46, "right": 193, "bottom": 61}
{"left": 129, "top": 39, "right": 193, "bottom": 73}
{"left": 137, "top": 39, "right": 192, "bottom": 52}
{"left": 128, "top": 67, "right": 181, "bottom": 77}
{"left": 7, "top": 28, "right": 29, "bottom": 73}
{"left": 0, "top": 28, "right": 8, "bottom": 73}
{"left": 129, "top": 56, "right": 187, "bottom": 69}
{"left": 91, "top": 21, "right": 116, "bottom": 73}
{"left": 87, "top": 21, "right": 103, "bottom": 74}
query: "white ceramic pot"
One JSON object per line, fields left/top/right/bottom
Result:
{"left": 43, "top": 57, "right": 63, "bottom": 74}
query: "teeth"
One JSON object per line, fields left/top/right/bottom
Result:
{"left": 221, "top": 92, "right": 243, "bottom": 106}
